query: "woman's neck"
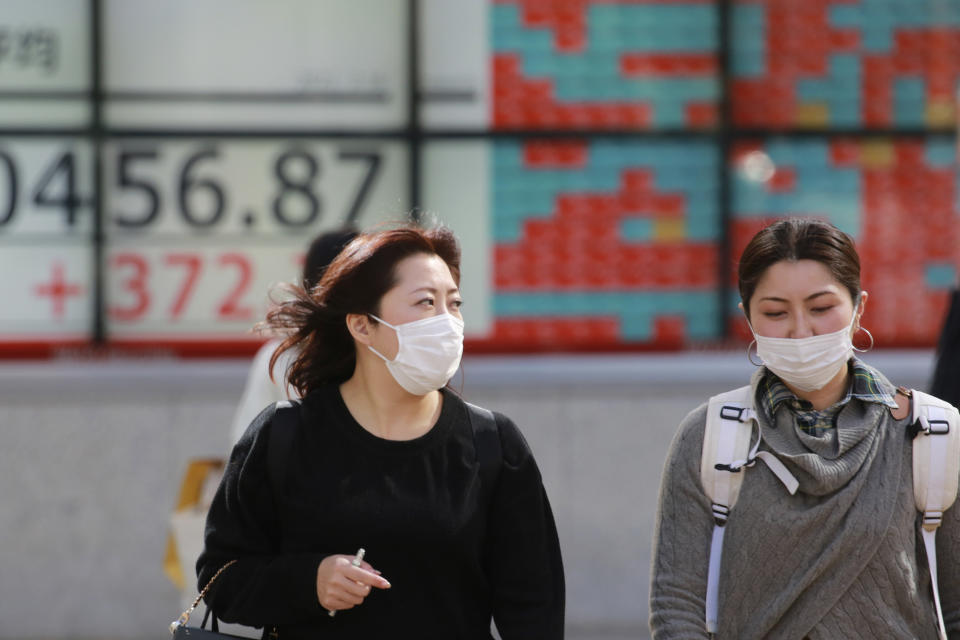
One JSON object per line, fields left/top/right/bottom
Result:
{"left": 787, "top": 362, "right": 851, "bottom": 411}
{"left": 339, "top": 361, "right": 442, "bottom": 440}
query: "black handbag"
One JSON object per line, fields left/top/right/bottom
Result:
{"left": 169, "top": 560, "right": 278, "bottom": 639}
{"left": 170, "top": 614, "right": 247, "bottom": 639}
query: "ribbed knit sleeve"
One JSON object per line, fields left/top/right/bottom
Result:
{"left": 649, "top": 403, "right": 713, "bottom": 639}
{"left": 196, "top": 404, "right": 329, "bottom": 626}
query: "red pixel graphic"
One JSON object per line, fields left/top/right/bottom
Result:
{"left": 496, "top": 141, "right": 717, "bottom": 292}
{"left": 492, "top": 0, "right": 718, "bottom": 129}
{"left": 732, "top": 0, "right": 960, "bottom": 127}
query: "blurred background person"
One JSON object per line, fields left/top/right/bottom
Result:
{"left": 229, "top": 228, "right": 358, "bottom": 444}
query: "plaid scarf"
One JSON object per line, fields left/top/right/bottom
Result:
{"left": 757, "top": 358, "right": 898, "bottom": 436}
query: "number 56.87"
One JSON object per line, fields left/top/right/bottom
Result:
{"left": 112, "top": 146, "right": 381, "bottom": 229}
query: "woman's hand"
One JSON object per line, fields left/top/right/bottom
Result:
{"left": 315, "top": 554, "right": 391, "bottom": 613}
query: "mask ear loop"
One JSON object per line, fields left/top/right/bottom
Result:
{"left": 366, "top": 314, "right": 400, "bottom": 362}
{"left": 852, "top": 326, "right": 874, "bottom": 353}
{"left": 742, "top": 310, "right": 764, "bottom": 367}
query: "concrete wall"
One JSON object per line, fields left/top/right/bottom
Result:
{"left": 0, "top": 351, "right": 935, "bottom": 639}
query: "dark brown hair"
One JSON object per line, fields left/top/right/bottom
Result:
{"left": 738, "top": 217, "right": 861, "bottom": 317}
{"left": 266, "top": 225, "right": 461, "bottom": 396}
{"left": 302, "top": 228, "right": 358, "bottom": 291}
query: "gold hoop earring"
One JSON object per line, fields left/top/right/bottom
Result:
{"left": 747, "top": 339, "right": 762, "bottom": 366}
{"left": 852, "top": 326, "right": 874, "bottom": 353}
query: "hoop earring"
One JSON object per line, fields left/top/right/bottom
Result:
{"left": 747, "top": 339, "right": 762, "bottom": 366}
{"left": 852, "top": 326, "right": 874, "bottom": 353}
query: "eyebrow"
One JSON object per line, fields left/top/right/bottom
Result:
{"left": 408, "top": 286, "right": 460, "bottom": 295}
{"left": 758, "top": 290, "right": 837, "bottom": 303}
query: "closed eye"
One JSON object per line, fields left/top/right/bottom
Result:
{"left": 811, "top": 305, "right": 834, "bottom": 313}
{"left": 763, "top": 311, "right": 786, "bottom": 318}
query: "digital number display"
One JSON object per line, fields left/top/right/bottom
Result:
{"left": 103, "top": 139, "right": 408, "bottom": 343}
{"left": 107, "top": 247, "right": 287, "bottom": 334}
{"left": 0, "top": 0, "right": 496, "bottom": 356}
{"left": 0, "top": 137, "right": 409, "bottom": 349}
{"left": 104, "top": 142, "right": 395, "bottom": 234}
{"left": 0, "top": 138, "right": 94, "bottom": 341}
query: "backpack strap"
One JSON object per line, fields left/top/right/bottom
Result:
{"left": 465, "top": 402, "right": 502, "bottom": 508}
{"left": 701, "top": 386, "right": 756, "bottom": 518}
{"left": 701, "top": 386, "right": 755, "bottom": 634}
{"left": 268, "top": 400, "right": 300, "bottom": 508}
{"left": 908, "top": 389, "right": 960, "bottom": 640}
{"left": 700, "top": 386, "right": 798, "bottom": 634}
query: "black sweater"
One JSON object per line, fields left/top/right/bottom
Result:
{"left": 197, "top": 384, "right": 565, "bottom": 639}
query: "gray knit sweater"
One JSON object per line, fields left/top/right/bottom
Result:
{"left": 649, "top": 365, "right": 960, "bottom": 639}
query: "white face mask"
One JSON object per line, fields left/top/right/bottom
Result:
{"left": 749, "top": 303, "right": 859, "bottom": 392}
{"left": 367, "top": 313, "right": 464, "bottom": 395}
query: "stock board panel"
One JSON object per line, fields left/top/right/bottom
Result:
{"left": 0, "top": 0, "right": 957, "bottom": 356}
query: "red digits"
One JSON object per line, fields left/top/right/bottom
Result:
{"left": 217, "top": 253, "right": 254, "bottom": 321}
{"left": 109, "top": 251, "right": 255, "bottom": 324}
{"left": 164, "top": 253, "right": 203, "bottom": 320}
{"left": 109, "top": 253, "right": 150, "bottom": 321}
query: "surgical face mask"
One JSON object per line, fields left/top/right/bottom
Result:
{"left": 367, "top": 313, "right": 464, "bottom": 395}
{"left": 749, "top": 303, "right": 859, "bottom": 392}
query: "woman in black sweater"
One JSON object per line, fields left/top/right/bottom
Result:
{"left": 197, "top": 225, "right": 565, "bottom": 639}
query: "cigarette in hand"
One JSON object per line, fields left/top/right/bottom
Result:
{"left": 328, "top": 548, "right": 366, "bottom": 618}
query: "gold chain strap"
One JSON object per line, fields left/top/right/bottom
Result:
{"left": 169, "top": 559, "right": 238, "bottom": 634}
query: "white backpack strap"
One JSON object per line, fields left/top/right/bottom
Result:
{"left": 700, "top": 386, "right": 756, "bottom": 634}
{"left": 700, "top": 386, "right": 799, "bottom": 634}
{"left": 909, "top": 390, "right": 960, "bottom": 640}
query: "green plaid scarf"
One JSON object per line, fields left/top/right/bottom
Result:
{"left": 757, "top": 358, "right": 898, "bottom": 436}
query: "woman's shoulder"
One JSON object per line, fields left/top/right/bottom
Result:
{"left": 232, "top": 401, "right": 283, "bottom": 458}
{"left": 679, "top": 401, "right": 709, "bottom": 433}
{"left": 673, "top": 401, "right": 710, "bottom": 452}
{"left": 489, "top": 409, "right": 528, "bottom": 457}
{"left": 239, "top": 399, "right": 281, "bottom": 437}
{"left": 447, "top": 393, "right": 532, "bottom": 462}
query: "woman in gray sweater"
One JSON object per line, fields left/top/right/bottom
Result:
{"left": 650, "top": 218, "right": 960, "bottom": 639}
